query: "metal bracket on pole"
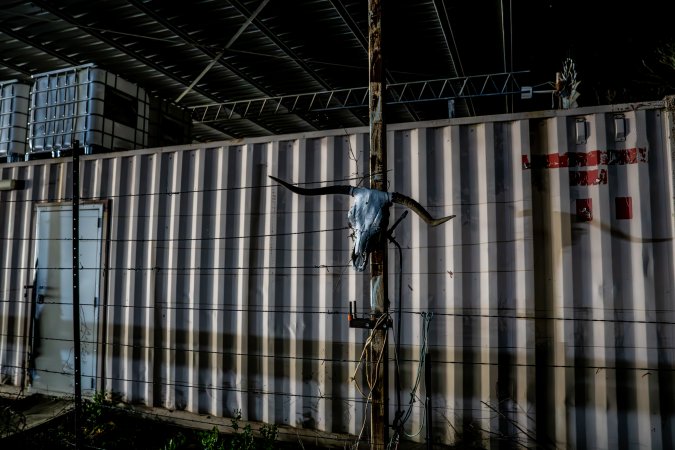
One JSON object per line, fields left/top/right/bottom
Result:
{"left": 348, "top": 301, "right": 392, "bottom": 330}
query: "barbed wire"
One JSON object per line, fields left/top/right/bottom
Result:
{"left": 1, "top": 296, "right": 674, "bottom": 322}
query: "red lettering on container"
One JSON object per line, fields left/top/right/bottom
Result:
{"left": 569, "top": 169, "right": 608, "bottom": 186}
{"left": 528, "top": 148, "right": 647, "bottom": 170}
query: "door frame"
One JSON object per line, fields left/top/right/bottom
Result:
{"left": 26, "top": 199, "right": 109, "bottom": 395}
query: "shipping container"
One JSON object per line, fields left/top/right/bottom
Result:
{"left": 1, "top": 98, "right": 674, "bottom": 448}
{"left": 0, "top": 80, "right": 30, "bottom": 162}
{"left": 27, "top": 64, "right": 149, "bottom": 158}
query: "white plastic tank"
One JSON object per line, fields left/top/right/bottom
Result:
{"left": 0, "top": 79, "right": 30, "bottom": 162}
{"left": 27, "top": 64, "right": 150, "bottom": 158}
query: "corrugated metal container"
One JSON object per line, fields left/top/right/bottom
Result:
{"left": 0, "top": 79, "right": 30, "bottom": 162}
{"left": 27, "top": 64, "right": 149, "bottom": 158}
{"left": 1, "top": 99, "right": 674, "bottom": 448}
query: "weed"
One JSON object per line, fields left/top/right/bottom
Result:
{"left": 82, "top": 391, "right": 115, "bottom": 439}
{"left": 260, "top": 422, "right": 279, "bottom": 450}
{"left": 229, "top": 409, "right": 254, "bottom": 450}
{"left": 83, "top": 391, "right": 108, "bottom": 424}
{"left": 3, "top": 396, "right": 291, "bottom": 450}
{"left": 199, "top": 426, "right": 225, "bottom": 450}
{"left": 163, "top": 432, "right": 187, "bottom": 450}
{"left": 231, "top": 409, "right": 241, "bottom": 433}
{"left": 0, "top": 403, "right": 26, "bottom": 438}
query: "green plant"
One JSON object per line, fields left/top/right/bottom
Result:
{"left": 81, "top": 390, "right": 117, "bottom": 441}
{"left": 229, "top": 410, "right": 254, "bottom": 450}
{"left": 83, "top": 391, "right": 108, "bottom": 424}
{"left": 163, "top": 432, "right": 187, "bottom": 450}
{"left": 199, "top": 426, "right": 224, "bottom": 450}
{"left": 259, "top": 423, "right": 279, "bottom": 450}
{"left": 230, "top": 409, "right": 241, "bottom": 434}
{"left": 0, "top": 404, "right": 26, "bottom": 438}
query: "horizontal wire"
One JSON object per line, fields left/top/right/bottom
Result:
{"left": 0, "top": 265, "right": 348, "bottom": 273}
{"left": 4, "top": 330, "right": 671, "bottom": 353}
{"left": 2, "top": 298, "right": 675, "bottom": 322}
{"left": 2, "top": 352, "right": 672, "bottom": 375}
{"left": 1, "top": 354, "right": 479, "bottom": 439}
{"left": 0, "top": 362, "right": 369, "bottom": 405}
{"left": 0, "top": 335, "right": 365, "bottom": 364}
{"left": 0, "top": 190, "right": 524, "bottom": 211}
{"left": 0, "top": 173, "right": 527, "bottom": 209}
{"left": 0, "top": 174, "right": 369, "bottom": 205}
{"left": 0, "top": 231, "right": 353, "bottom": 245}
{"left": 1, "top": 226, "right": 352, "bottom": 244}
{"left": 400, "top": 309, "right": 675, "bottom": 324}
{"left": 0, "top": 234, "right": 533, "bottom": 250}
{"left": 3, "top": 310, "right": 675, "bottom": 359}
{"left": 0, "top": 262, "right": 531, "bottom": 274}
{"left": 9, "top": 328, "right": 674, "bottom": 354}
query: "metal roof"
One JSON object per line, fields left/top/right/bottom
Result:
{"left": 0, "top": 0, "right": 638, "bottom": 142}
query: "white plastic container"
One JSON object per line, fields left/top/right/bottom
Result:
{"left": 28, "top": 64, "right": 149, "bottom": 158}
{"left": 0, "top": 80, "right": 30, "bottom": 161}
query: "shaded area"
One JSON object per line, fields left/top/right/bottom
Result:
{"left": 0, "top": 393, "right": 345, "bottom": 449}
{"left": 0, "top": 393, "right": 73, "bottom": 440}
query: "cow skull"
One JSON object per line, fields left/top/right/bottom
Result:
{"left": 269, "top": 175, "right": 455, "bottom": 271}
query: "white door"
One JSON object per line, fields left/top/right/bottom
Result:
{"left": 31, "top": 204, "right": 103, "bottom": 396}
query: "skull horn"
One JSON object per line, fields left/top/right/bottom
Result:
{"left": 390, "top": 192, "right": 455, "bottom": 226}
{"left": 268, "top": 175, "right": 352, "bottom": 196}
{"left": 270, "top": 174, "right": 454, "bottom": 271}
{"left": 270, "top": 175, "right": 455, "bottom": 226}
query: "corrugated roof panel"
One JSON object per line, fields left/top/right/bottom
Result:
{"left": 255, "top": 0, "right": 367, "bottom": 88}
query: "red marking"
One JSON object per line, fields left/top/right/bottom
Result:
{"left": 546, "top": 153, "right": 560, "bottom": 168}
{"left": 559, "top": 153, "right": 569, "bottom": 167}
{"left": 542, "top": 152, "right": 570, "bottom": 168}
{"left": 608, "top": 148, "right": 647, "bottom": 165}
{"left": 626, "top": 148, "right": 637, "bottom": 164}
{"left": 576, "top": 198, "right": 593, "bottom": 222}
{"left": 569, "top": 169, "right": 608, "bottom": 186}
{"left": 522, "top": 148, "right": 647, "bottom": 171}
{"left": 574, "top": 151, "right": 601, "bottom": 167}
{"left": 616, "top": 197, "right": 633, "bottom": 220}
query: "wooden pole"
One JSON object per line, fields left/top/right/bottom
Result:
{"left": 368, "top": 0, "right": 388, "bottom": 449}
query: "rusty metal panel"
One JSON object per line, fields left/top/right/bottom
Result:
{"left": 0, "top": 100, "right": 674, "bottom": 448}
